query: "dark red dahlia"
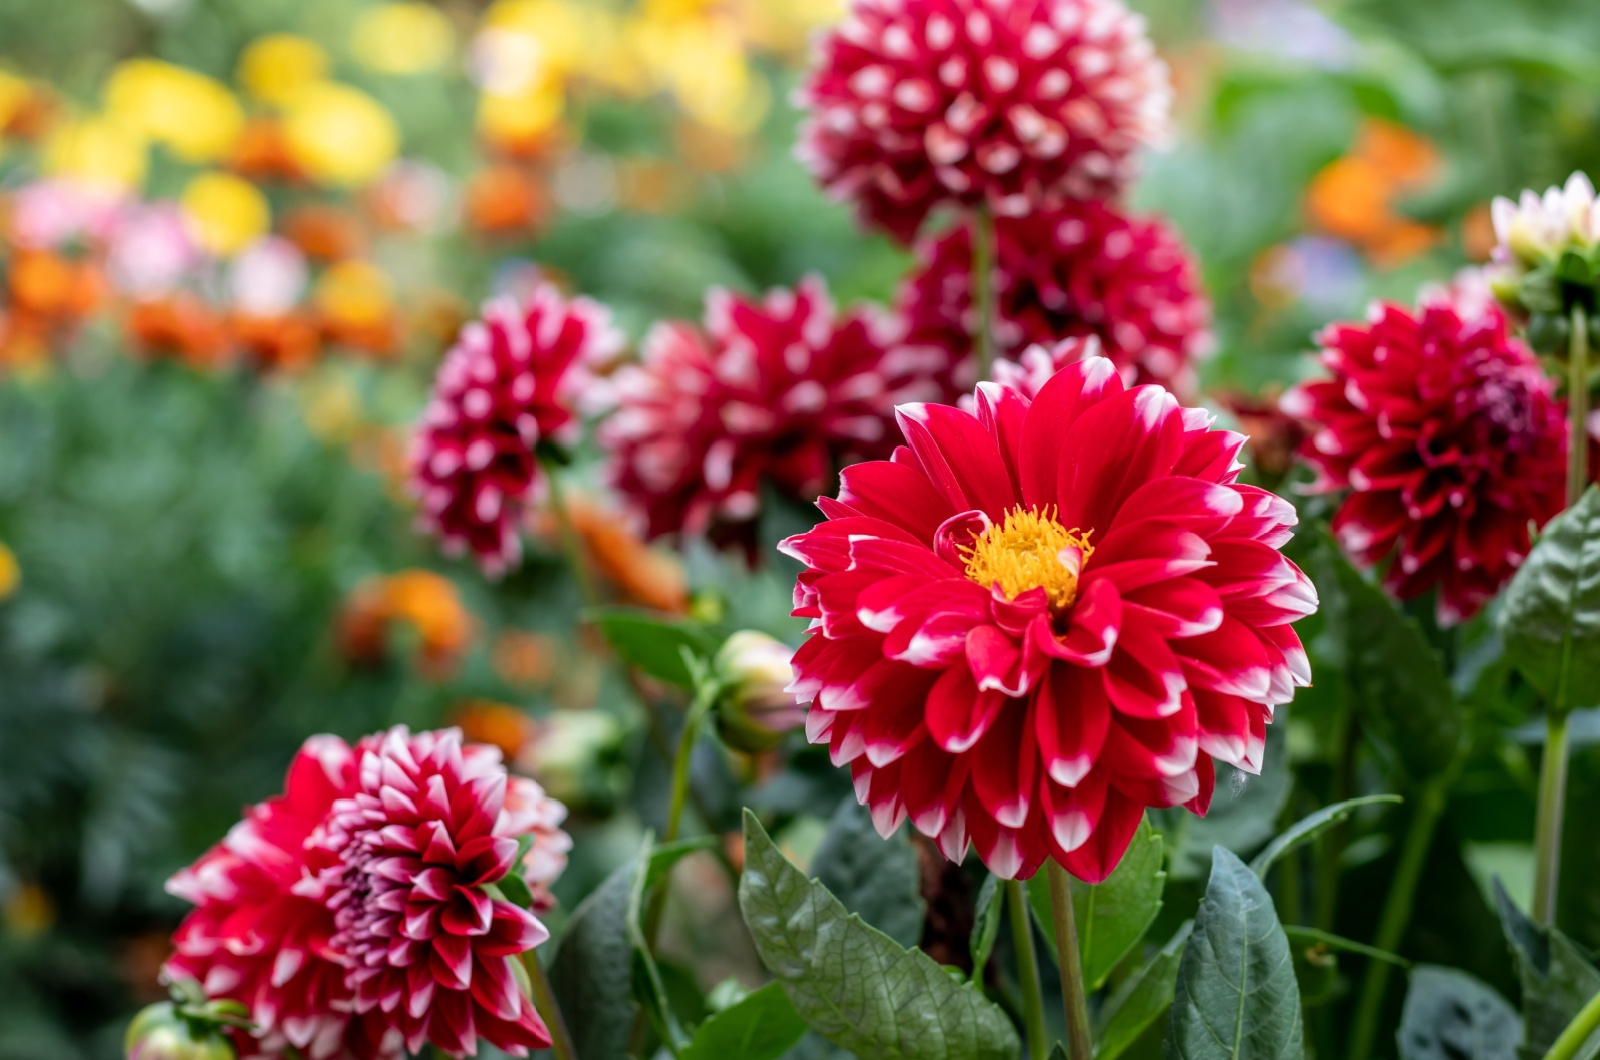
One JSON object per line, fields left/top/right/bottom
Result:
{"left": 409, "top": 283, "right": 623, "bottom": 577}
{"left": 308, "top": 728, "right": 552, "bottom": 1059}
{"left": 782, "top": 355, "right": 1315, "bottom": 882}
{"left": 798, "top": 0, "right": 1171, "bottom": 242}
{"left": 899, "top": 201, "right": 1211, "bottom": 396}
{"left": 602, "top": 275, "right": 952, "bottom": 552}
{"left": 1283, "top": 290, "right": 1567, "bottom": 624}
{"left": 164, "top": 736, "right": 398, "bottom": 1060}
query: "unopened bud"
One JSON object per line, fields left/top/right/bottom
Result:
{"left": 125, "top": 1003, "right": 236, "bottom": 1060}
{"left": 712, "top": 631, "right": 806, "bottom": 753}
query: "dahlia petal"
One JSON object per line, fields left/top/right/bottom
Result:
{"left": 1110, "top": 476, "right": 1244, "bottom": 538}
{"left": 1035, "top": 664, "right": 1110, "bottom": 787}
{"left": 855, "top": 573, "right": 936, "bottom": 633}
{"left": 1057, "top": 791, "right": 1144, "bottom": 884}
{"left": 428, "top": 986, "right": 476, "bottom": 1057}
{"left": 966, "top": 624, "right": 1029, "bottom": 696}
{"left": 884, "top": 590, "right": 988, "bottom": 666}
{"left": 847, "top": 535, "right": 955, "bottom": 579}
{"left": 901, "top": 741, "right": 971, "bottom": 837}
{"left": 1105, "top": 699, "right": 1198, "bottom": 781}
{"left": 1172, "top": 616, "right": 1273, "bottom": 700}
{"left": 470, "top": 954, "right": 523, "bottom": 1023}
{"left": 1054, "top": 385, "right": 1185, "bottom": 533}
{"left": 1185, "top": 754, "right": 1217, "bottom": 816}
{"left": 925, "top": 666, "right": 1005, "bottom": 753}
{"left": 971, "top": 702, "right": 1036, "bottom": 829}
{"left": 1122, "top": 577, "right": 1224, "bottom": 638}
{"left": 1193, "top": 688, "right": 1253, "bottom": 770}
{"left": 430, "top": 934, "right": 473, "bottom": 991}
{"left": 1019, "top": 355, "right": 1125, "bottom": 508}
{"left": 442, "top": 886, "right": 494, "bottom": 936}
{"left": 895, "top": 402, "right": 1019, "bottom": 520}
{"left": 973, "top": 380, "right": 1030, "bottom": 491}
{"left": 1034, "top": 577, "right": 1121, "bottom": 666}
{"left": 836, "top": 459, "right": 957, "bottom": 544}
{"left": 1040, "top": 769, "right": 1108, "bottom": 853}
{"left": 933, "top": 509, "right": 994, "bottom": 569}
{"left": 1102, "top": 618, "right": 1187, "bottom": 719}
{"left": 1172, "top": 426, "right": 1245, "bottom": 482}
{"left": 1084, "top": 523, "right": 1213, "bottom": 593}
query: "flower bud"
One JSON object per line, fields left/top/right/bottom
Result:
{"left": 125, "top": 1003, "right": 236, "bottom": 1060}
{"left": 712, "top": 631, "right": 806, "bottom": 753}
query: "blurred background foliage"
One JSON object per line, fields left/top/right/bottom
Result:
{"left": 2, "top": 0, "right": 1599, "bottom": 1057}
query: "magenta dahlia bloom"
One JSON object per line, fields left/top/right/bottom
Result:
{"left": 798, "top": 0, "right": 1171, "bottom": 242}
{"left": 782, "top": 355, "right": 1315, "bottom": 882}
{"left": 1283, "top": 289, "right": 1567, "bottom": 624}
{"left": 899, "top": 201, "right": 1211, "bottom": 396}
{"left": 603, "top": 275, "right": 951, "bottom": 552}
{"left": 409, "top": 283, "right": 624, "bottom": 577}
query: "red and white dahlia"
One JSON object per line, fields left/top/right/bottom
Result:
{"left": 1283, "top": 290, "right": 1567, "bottom": 624}
{"left": 602, "top": 275, "right": 951, "bottom": 552}
{"left": 409, "top": 282, "right": 623, "bottom": 577}
{"left": 782, "top": 356, "right": 1315, "bottom": 882}
{"left": 305, "top": 727, "right": 553, "bottom": 1058}
{"left": 899, "top": 201, "right": 1211, "bottom": 396}
{"left": 798, "top": 0, "right": 1171, "bottom": 242}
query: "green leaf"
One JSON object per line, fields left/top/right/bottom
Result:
{"left": 1029, "top": 816, "right": 1164, "bottom": 990}
{"left": 1282, "top": 926, "right": 1410, "bottom": 968}
{"left": 1097, "top": 922, "right": 1193, "bottom": 1060}
{"left": 679, "top": 982, "right": 808, "bottom": 1060}
{"left": 585, "top": 606, "right": 720, "bottom": 689}
{"left": 1498, "top": 487, "right": 1600, "bottom": 713}
{"left": 812, "top": 798, "right": 926, "bottom": 949}
{"left": 549, "top": 860, "right": 641, "bottom": 1060}
{"left": 1165, "top": 847, "right": 1304, "bottom": 1060}
{"left": 1397, "top": 965, "right": 1521, "bottom": 1060}
{"left": 1493, "top": 880, "right": 1600, "bottom": 1059}
{"left": 970, "top": 874, "right": 1003, "bottom": 984}
{"left": 737, "top": 809, "right": 1020, "bottom": 1060}
{"left": 627, "top": 835, "right": 689, "bottom": 1055}
{"left": 1250, "top": 795, "right": 1404, "bottom": 876}
{"left": 644, "top": 835, "right": 721, "bottom": 892}
{"left": 1049, "top": 1045, "right": 1068, "bottom": 1060}
{"left": 494, "top": 871, "right": 535, "bottom": 910}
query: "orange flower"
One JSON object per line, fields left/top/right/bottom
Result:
{"left": 228, "top": 117, "right": 304, "bottom": 183}
{"left": 126, "top": 295, "right": 231, "bottom": 368}
{"left": 1356, "top": 119, "right": 1438, "bottom": 188}
{"left": 339, "top": 570, "right": 475, "bottom": 677}
{"left": 1461, "top": 202, "right": 1497, "bottom": 263}
{"left": 230, "top": 311, "right": 320, "bottom": 371}
{"left": 1305, "top": 118, "right": 1442, "bottom": 267}
{"left": 0, "top": 310, "right": 51, "bottom": 369}
{"left": 281, "top": 204, "right": 366, "bottom": 263}
{"left": 464, "top": 165, "right": 546, "bottom": 236}
{"left": 449, "top": 699, "right": 539, "bottom": 760}
{"left": 535, "top": 493, "right": 689, "bottom": 613}
{"left": 7, "top": 250, "right": 103, "bottom": 320}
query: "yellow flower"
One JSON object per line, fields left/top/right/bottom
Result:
{"left": 42, "top": 116, "right": 147, "bottom": 190}
{"left": 314, "top": 260, "right": 392, "bottom": 326}
{"left": 0, "top": 70, "right": 30, "bottom": 132}
{"left": 104, "top": 59, "right": 243, "bottom": 163}
{"left": 238, "top": 34, "right": 330, "bottom": 106}
{"left": 477, "top": 0, "right": 587, "bottom": 91}
{"left": 181, "top": 172, "right": 270, "bottom": 257}
{"left": 0, "top": 543, "right": 18, "bottom": 600}
{"left": 477, "top": 83, "right": 564, "bottom": 148}
{"left": 282, "top": 83, "right": 399, "bottom": 187}
{"left": 352, "top": 3, "right": 456, "bottom": 75}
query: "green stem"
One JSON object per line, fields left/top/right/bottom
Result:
{"left": 1534, "top": 712, "right": 1571, "bottom": 925}
{"left": 540, "top": 455, "right": 599, "bottom": 608}
{"left": 1347, "top": 775, "right": 1450, "bottom": 1060}
{"left": 1006, "top": 879, "right": 1048, "bottom": 1060}
{"left": 1568, "top": 303, "right": 1590, "bottom": 508}
{"left": 1315, "top": 699, "right": 1358, "bottom": 932}
{"left": 1543, "top": 983, "right": 1600, "bottom": 1060}
{"left": 521, "top": 947, "right": 578, "bottom": 1060}
{"left": 972, "top": 205, "right": 996, "bottom": 381}
{"left": 1046, "top": 862, "right": 1094, "bottom": 1060}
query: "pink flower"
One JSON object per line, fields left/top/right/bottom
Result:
{"left": 798, "top": 0, "right": 1171, "bottom": 242}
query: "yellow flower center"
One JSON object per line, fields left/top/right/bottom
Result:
{"left": 962, "top": 506, "right": 1094, "bottom": 612}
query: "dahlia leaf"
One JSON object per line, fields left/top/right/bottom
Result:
{"left": 1498, "top": 486, "right": 1600, "bottom": 713}
{"left": 586, "top": 606, "right": 720, "bottom": 690}
{"left": 969, "top": 874, "right": 1004, "bottom": 984}
{"left": 1028, "top": 816, "right": 1164, "bottom": 990}
{"left": 812, "top": 797, "right": 926, "bottom": 949}
{"left": 1250, "top": 795, "right": 1404, "bottom": 877}
{"left": 1396, "top": 965, "right": 1521, "bottom": 1060}
{"left": 548, "top": 859, "right": 641, "bottom": 1060}
{"left": 737, "top": 809, "right": 1021, "bottom": 1060}
{"left": 679, "top": 982, "right": 808, "bottom": 1060}
{"left": 1095, "top": 920, "right": 1192, "bottom": 1060}
{"left": 1492, "top": 879, "right": 1600, "bottom": 1058}
{"left": 1165, "top": 846, "right": 1304, "bottom": 1060}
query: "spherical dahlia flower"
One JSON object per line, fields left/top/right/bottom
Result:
{"left": 305, "top": 727, "right": 555, "bottom": 1059}
{"left": 899, "top": 201, "right": 1211, "bottom": 396}
{"left": 409, "top": 282, "right": 623, "bottom": 577}
{"left": 798, "top": 0, "right": 1171, "bottom": 242}
{"left": 782, "top": 355, "right": 1315, "bottom": 882}
{"left": 603, "top": 275, "right": 952, "bottom": 552}
{"left": 1283, "top": 290, "right": 1567, "bottom": 625}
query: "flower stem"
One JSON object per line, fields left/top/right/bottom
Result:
{"left": 1006, "top": 879, "right": 1049, "bottom": 1060}
{"left": 1568, "top": 303, "right": 1590, "bottom": 508}
{"left": 539, "top": 455, "right": 599, "bottom": 608}
{"left": 521, "top": 946, "right": 578, "bottom": 1060}
{"left": 1542, "top": 980, "right": 1600, "bottom": 1060}
{"left": 665, "top": 680, "right": 717, "bottom": 846}
{"left": 1533, "top": 711, "right": 1571, "bottom": 925}
{"left": 1347, "top": 774, "right": 1450, "bottom": 1060}
{"left": 1046, "top": 862, "right": 1094, "bottom": 1060}
{"left": 972, "top": 205, "right": 997, "bottom": 381}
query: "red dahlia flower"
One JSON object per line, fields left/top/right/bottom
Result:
{"left": 782, "top": 356, "right": 1315, "bottom": 882}
{"left": 603, "top": 276, "right": 951, "bottom": 552}
{"left": 306, "top": 727, "right": 553, "bottom": 1059}
{"left": 798, "top": 0, "right": 1171, "bottom": 242}
{"left": 409, "top": 283, "right": 623, "bottom": 577}
{"left": 1283, "top": 290, "right": 1566, "bottom": 624}
{"left": 899, "top": 201, "right": 1210, "bottom": 396}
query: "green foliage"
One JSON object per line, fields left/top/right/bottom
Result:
{"left": 811, "top": 799, "right": 927, "bottom": 949}
{"left": 1494, "top": 882, "right": 1600, "bottom": 1059}
{"left": 1498, "top": 487, "right": 1600, "bottom": 712}
{"left": 1097, "top": 923, "right": 1193, "bottom": 1060}
{"left": 969, "top": 874, "right": 1004, "bottom": 984}
{"left": 1251, "top": 795, "right": 1405, "bottom": 876}
{"left": 679, "top": 982, "right": 808, "bottom": 1060}
{"left": 1396, "top": 965, "right": 1521, "bottom": 1060}
{"left": 737, "top": 810, "right": 1020, "bottom": 1060}
{"left": 1166, "top": 848, "right": 1304, "bottom": 1060}
{"left": 586, "top": 607, "right": 722, "bottom": 690}
{"left": 1029, "top": 816, "right": 1164, "bottom": 989}
{"left": 550, "top": 860, "right": 641, "bottom": 1060}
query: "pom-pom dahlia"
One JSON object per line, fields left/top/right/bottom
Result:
{"left": 798, "top": 0, "right": 1171, "bottom": 242}
{"left": 409, "top": 283, "right": 623, "bottom": 576}
{"left": 899, "top": 201, "right": 1210, "bottom": 395}
{"left": 782, "top": 355, "right": 1315, "bottom": 882}
{"left": 603, "top": 275, "right": 951, "bottom": 551}
{"left": 1283, "top": 291, "right": 1567, "bottom": 625}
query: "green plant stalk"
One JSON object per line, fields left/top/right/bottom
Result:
{"left": 1533, "top": 711, "right": 1571, "bottom": 925}
{"left": 1314, "top": 699, "right": 1358, "bottom": 932}
{"left": 1046, "top": 862, "right": 1094, "bottom": 1060}
{"left": 1542, "top": 980, "right": 1600, "bottom": 1060}
{"left": 1568, "top": 303, "right": 1590, "bottom": 507}
{"left": 1007, "top": 879, "right": 1049, "bottom": 1060}
{"left": 1347, "top": 775, "right": 1450, "bottom": 1060}
{"left": 521, "top": 947, "right": 578, "bottom": 1060}
{"left": 540, "top": 455, "right": 600, "bottom": 608}
{"left": 972, "top": 205, "right": 996, "bottom": 380}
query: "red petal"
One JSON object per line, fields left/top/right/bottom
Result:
{"left": 1055, "top": 385, "right": 1185, "bottom": 535}
{"left": 1019, "top": 356, "right": 1124, "bottom": 509}
{"left": 836, "top": 459, "right": 956, "bottom": 545}
{"left": 1057, "top": 791, "right": 1144, "bottom": 884}
{"left": 925, "top": 666, "right": 1005, "bottom": 753}
{"left": 895, "top": 402, "right": 1019, "bottom": 521}
{"left": 1035, "top": 664, "right": 1111, "bottom": 787}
